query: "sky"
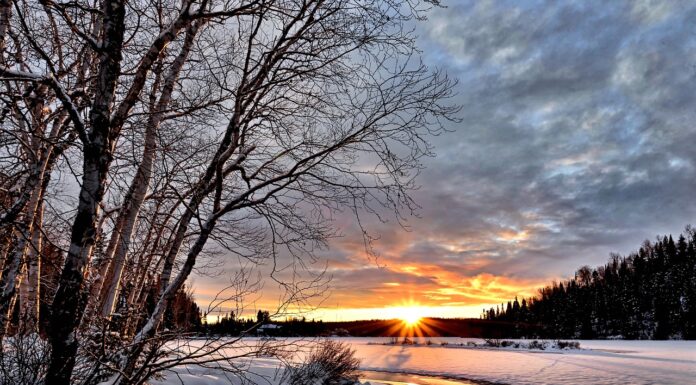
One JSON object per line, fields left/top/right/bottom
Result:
{"left": 193, "top": 0, "right": 696, "bottom": 321}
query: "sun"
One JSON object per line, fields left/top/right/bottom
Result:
{"left": 396, "top": 307, "right": 422, "bottom": 327}
{"left": 384, "top": 303, "right": 433, "bottom": 336}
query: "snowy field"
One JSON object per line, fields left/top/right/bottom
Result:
{"left": 348, "top": 337, "right": 696, "bottom": 385}
{"left": 153, "top": 337, "right": 696, "bottom": 385}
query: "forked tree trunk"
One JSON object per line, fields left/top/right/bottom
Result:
{"left": 46, "top": 151, "right": 110, "bottom": 384}
{"left": 45, "top": 2, "right": 127, "bottom": 383}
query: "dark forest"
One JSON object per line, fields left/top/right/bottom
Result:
{"left": 484, "top": 227, "right": 696, "bottom": 339}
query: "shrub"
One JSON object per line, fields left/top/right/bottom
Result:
{"left": 282, "top": 340, "right": 361, "bottom": 385}
{"left": 555, "top": 340, "right": 581, "bottom": 350}
{"left": 528, "top": 340, "right": 548, "bottom": 350}
{"left": 485, "top": 339, "right": 519, "bottom": 348}
{"left": 0, "top": 334, "right": 50, "bottom": 385}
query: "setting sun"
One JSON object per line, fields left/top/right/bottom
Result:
{"left": 393, "top": 306, "right": 423, "bottom": 327}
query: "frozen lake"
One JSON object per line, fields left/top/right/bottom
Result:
{"left": 347, "top": 337, "right": 696, "bottom": 385}
{"left": 154, "top": 337, "right": 696, "bottom": 385}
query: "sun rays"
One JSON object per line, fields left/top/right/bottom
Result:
{"left": 381, "top": 301, "right": 437, "bottom": 337}
{"left": 395, "top": 307, "right": 422, "bottom": 327}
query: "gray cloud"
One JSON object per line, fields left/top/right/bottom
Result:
{"left": 325, "top": 0, "right": 696, "bottom": 278}
{"left": 404, "top": 0, "right": 696, "bottom": 276}
{"left": 195, "top": 1, "right": 696, "bottom": 313}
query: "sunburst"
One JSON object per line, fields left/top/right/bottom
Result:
{"left": 397, "top": 307, "right": 422, "bottom": 327}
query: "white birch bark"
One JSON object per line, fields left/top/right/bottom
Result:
{"left": 98, "top": 23, "right": 200, "bottom": 318}
{"left": 1, "top": 138, "right": 52, "bottom": 335}
{"left": 18, "top": 194, "right": 43, "bottom": 334}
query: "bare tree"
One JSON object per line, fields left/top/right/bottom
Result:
{"left": 0, "top": 0, "right": 458, "bottom": 384}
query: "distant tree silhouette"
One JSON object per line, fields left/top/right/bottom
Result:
{"left": 257, "top": 310, "right": 271, "bottom": 324}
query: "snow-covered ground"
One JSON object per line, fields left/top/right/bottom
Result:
{"left": 347, "top": 337, "right": 696, "bottom": 385}
{"left": 153, "top": 337, "right": 696, "bottom": 385}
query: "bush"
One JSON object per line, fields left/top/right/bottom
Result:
{"left": 528, "top": 340, "right": 548, "bottom": 350}
{"left": 282, "top": 340, "right": 361, "bottom": 385}
{"left": 0, "top": 334, "right": 50, "bottom": 385}
{"left": 555, "top": 340, "right": 581, "bottom": 350}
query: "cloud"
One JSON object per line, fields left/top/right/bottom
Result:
{"left": 405, "top": 0, "right": 696, "bottom": 273}
{"left": 193, "top": 0, "right": 696, "bottom": 319}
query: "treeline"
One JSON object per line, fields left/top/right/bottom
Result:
{"left": 484, "top": 227, "right": 696, "bottom": 339}
{"left": 199, "top": 315, "right": 537, "bottom": 338}
{"left": 201, "top": 310, "right": 328, "bottom": 336}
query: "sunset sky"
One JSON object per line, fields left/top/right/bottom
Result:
{"left": 193, "top": 0, "right": 696, "bottom": 321}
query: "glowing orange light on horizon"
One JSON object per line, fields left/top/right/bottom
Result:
{"left": 398, "top": 308, "right": 422, "bottom": 327}
{"left": 388, "top": 301, "right": 426, "bottom": 331}
{"left": 384, "top": 304, "right": 433, "bottom": 337}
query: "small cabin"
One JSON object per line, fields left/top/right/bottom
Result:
{"left": 256, "top": 323, "right": 282, "bottom": 336}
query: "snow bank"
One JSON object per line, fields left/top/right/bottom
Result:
{"left": 368, "top": 337, "right": 582, "bottom": 352}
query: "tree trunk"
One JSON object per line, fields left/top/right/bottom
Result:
{"left": 116, "top": 217, "right": 216, "bottom": 385}
{"left": 0, "top": 154, "right": 48, "bottom": 336}
{"left": 84, "top": 207, "right": 124, "bottom": 317}
{"left": 98, "top": 23, "right": 198, "bottom": 319}
{"left": 46, "top": 157, "right": 106, "bottom": 384}
{"left": 19, "top": 199, "right": 42, "bottom": 334}
{"left": 97, "top": 144, "right": 154, "bottom": 317}
{"left": 45, "top": 1, "right": 126, "bottom": 383}
{"left": 0, "top": 230, "right": 26, "bottom": 337}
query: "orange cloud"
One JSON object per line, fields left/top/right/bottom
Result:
{"left": 190, "top": 215, "right": 564, "bottom": 321}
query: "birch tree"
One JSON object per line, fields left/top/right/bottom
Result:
{"left": 0, "top": 0, "right": 458, "bottom": 384}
